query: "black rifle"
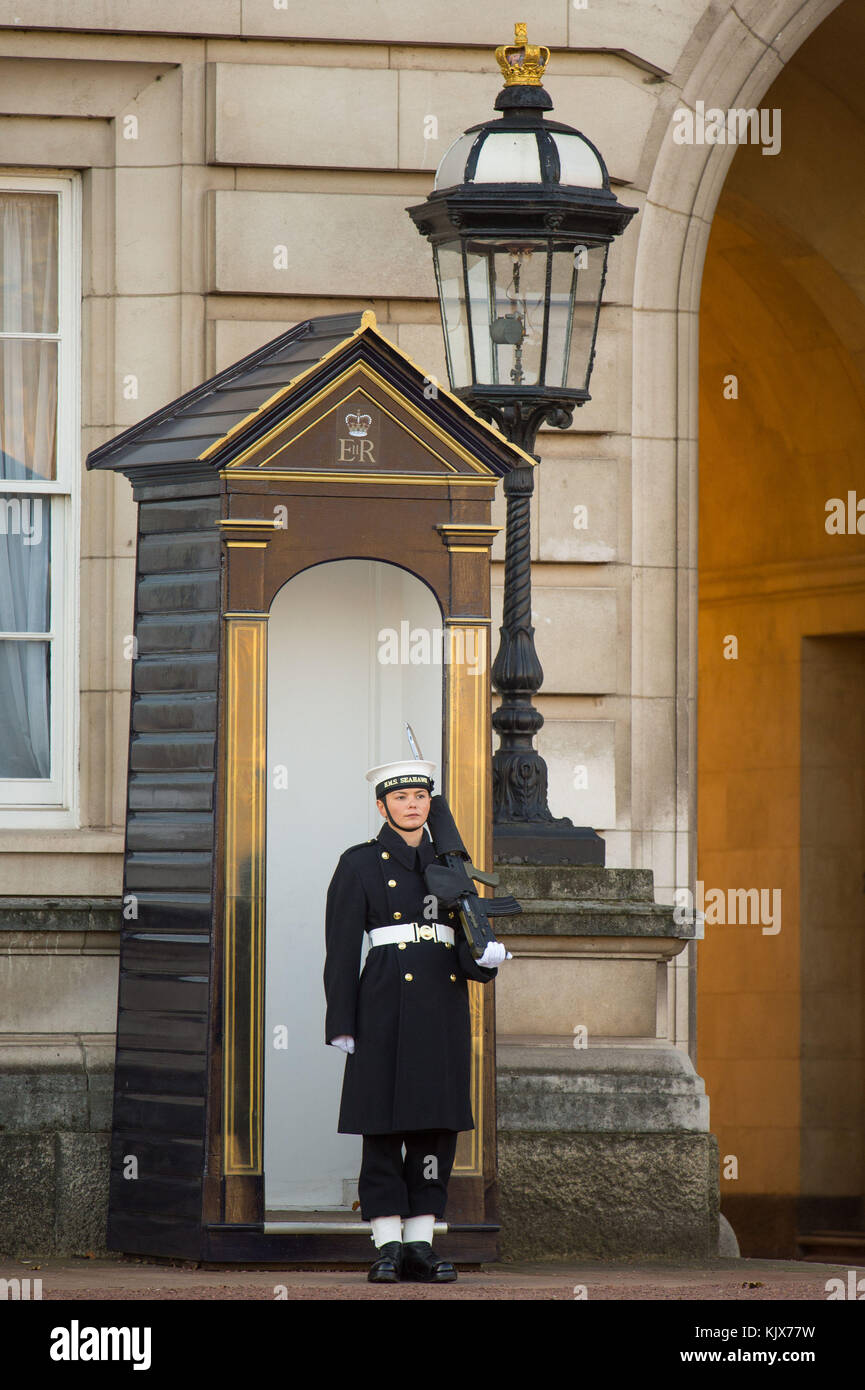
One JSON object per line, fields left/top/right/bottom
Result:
{"left": 423, "top": 794, "right": 522, "bottom": 958}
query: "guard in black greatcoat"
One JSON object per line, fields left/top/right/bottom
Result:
{"left": 323, "top": 758, "right": 508, "bottom": 1284}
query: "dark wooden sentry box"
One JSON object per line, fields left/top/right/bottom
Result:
{"left": 86, "top": 310, "right": 533, "bottom": 1263}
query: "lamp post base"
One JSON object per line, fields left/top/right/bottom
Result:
{"left": 493, "top": 821, "right": 606, "bottom": 865}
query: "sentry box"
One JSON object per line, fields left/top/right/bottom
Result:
{"left": 86, "top": 311, "right": 533, "bottom": 1263}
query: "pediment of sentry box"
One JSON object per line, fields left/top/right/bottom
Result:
{"left": 220, "top": 361, "right": 497, "bottom": 480}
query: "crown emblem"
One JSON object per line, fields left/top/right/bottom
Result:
{"left": 345, "top": 410, "right": 372, "bottom": 437}
{"left": 495, "top": 23, "right": 550, "bottom": 88}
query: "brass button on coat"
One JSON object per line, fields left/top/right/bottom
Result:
{"left": 398, "top": 942, "right": 406, "bottom": 950}
{"left": 387, "top": 879, "right": 397, "bottom": 887}
{"left": 393, "top": 911, "right": 402, "bottom": 920}
{"left": 405, "top": 973, "right": 413, "bottom": 982}
{"left": 450, "top": 974, "right": 457, "bottom": 982}
{"left": 381, "top": 851, "right": 390, "bottom": 859}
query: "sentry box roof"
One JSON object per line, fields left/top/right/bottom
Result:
{"left": 86, "top": 309, "right": 536, "bottom": 493}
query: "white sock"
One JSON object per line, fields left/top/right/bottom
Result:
{"left": 403, "top": 1214, "right": 435, "bottom": 1245}
{"left": 370, "top": 1215, "right": 403, "bottom": 1248}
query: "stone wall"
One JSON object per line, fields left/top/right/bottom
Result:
{"left": 0, "top": 900, "right": 118, "bottom": 1257}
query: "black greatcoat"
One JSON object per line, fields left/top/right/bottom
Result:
{"left": 323, "top": 821, "right": 497, "bottom": 1135}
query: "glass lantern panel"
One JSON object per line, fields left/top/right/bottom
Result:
{"left": 471, "top": 132, "right": 542, "bottom": 184}
{"left": 466, "top": 240, "right": 548, "bottom": 389}
{"left": 464, "top": 248, "right": 493, "bottom": 385}
{"left": 564, "top": 242, "right": 607, "bottom": 392}
{"left": 551, "top": 134, "right": 605, "bottom": 190}
{"left": 433, "top": 242, "right": 471, "bottom": 389}
{"left": 434, "top": 132, "right": 477, "bottom": 191}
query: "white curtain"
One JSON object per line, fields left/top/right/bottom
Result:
{"left": 0, "top": 192, "right": 56, "bottom": 780}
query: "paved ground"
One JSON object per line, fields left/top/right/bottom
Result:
{"left": 2, "top": 1254, "right": 862, "bottom": 1299}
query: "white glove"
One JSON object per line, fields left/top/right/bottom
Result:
{"left": 475, "top": 941, "right": 511, "bottom": 968}
{"left": 330, "top": 1035, "right": 355, "bottom": 1054}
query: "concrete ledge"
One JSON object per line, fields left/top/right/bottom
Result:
{"left": 497, "top": 907, "right": 686, "bottom": 936}
{"left": 501, "top": 933, "right": 687, "bottom": 959}
{"left": 497, "top": 1131, "right": 720, "bottom": 1260}
{"left": 489, "top": 864, "right": 695, "bottom": 938}
{"left": 0, "top": 1035, "right": 115, "bottom": 1133}
{"left": 494, "top": 865, "right": 657, "bottom": 901}
{"left": 0, "top": 898, "right": 122, "bottom": 932}
{"left": 497, "top": 1040, "right": 710, "bottom": 1132}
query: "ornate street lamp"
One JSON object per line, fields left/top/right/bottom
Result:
{"left": 408, "top": 23, "right": 638, "bottom": 864}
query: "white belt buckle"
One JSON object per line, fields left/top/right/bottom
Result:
{"left": 368, "top": 923, "right": 455, "bottom": 948}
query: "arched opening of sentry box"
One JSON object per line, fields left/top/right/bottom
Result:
{"left": 264, "top": 558, "right": 443, "bottom": 1216}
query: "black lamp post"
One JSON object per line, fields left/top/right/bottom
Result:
{"left": 408, "top": 24, "right": 638, "bottom": 863}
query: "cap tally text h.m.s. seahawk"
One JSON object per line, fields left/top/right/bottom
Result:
{"left": 365, "top": 760, "right": 436, "bottom": 800}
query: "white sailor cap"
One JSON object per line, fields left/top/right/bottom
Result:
{"left": 366, "top": 760, "right": 436, "bottom": 799}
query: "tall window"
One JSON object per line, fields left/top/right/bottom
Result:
{"left": 0, "top": 176, "right": 79, "bottom": 822}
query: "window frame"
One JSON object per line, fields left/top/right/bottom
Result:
{"left": 0, "top": 172, "right": 81, "bottom": 826}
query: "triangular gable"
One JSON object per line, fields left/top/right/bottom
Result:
{"left": 200, "top": 311, "right": 535, "bottom": 481}
{"left": 218, "top": 360, "right": 496, "bottom": 481}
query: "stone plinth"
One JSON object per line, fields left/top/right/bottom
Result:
{"left": 490, "top": 862, "right": 719, "bottom": 1259}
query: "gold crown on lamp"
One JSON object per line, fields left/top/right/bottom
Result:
{"left": 345, "top": 410, "right": 372, "bottom": 437}
{"left": 495, "top": 22, "right": 550, "bottom": 87}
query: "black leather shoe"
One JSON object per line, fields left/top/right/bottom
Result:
{"left": 368, "top": 1241, "right": 402, "bottom": 1283}
{"left": 400, "top": 1240, "right": 457, "bottom": 1283}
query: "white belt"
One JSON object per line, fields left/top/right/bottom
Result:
{"left": 368, "top": 922, "right": 455, "bottom": 947}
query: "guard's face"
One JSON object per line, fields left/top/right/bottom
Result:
{"left": 378, "top": 787, "right": 431, "bottom": 829}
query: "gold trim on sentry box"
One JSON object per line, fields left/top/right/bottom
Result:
{"left": 221, "top": 470, "right": 496, "bottom": 488}
{"left": 447, "top": 621, "right": 491, "bottom": 1177}
{"left": 436, "top": 524, "right": 501, "bottom": 552}
{"left": 223, "top": 616, "right": 267, "bottom": 1176}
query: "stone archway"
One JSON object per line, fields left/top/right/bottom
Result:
{"left": 693, "top": 3, "right": 865, "bottom": 1255}
{"left": 628, "top": 0, "right": 847, "bottom": 1062}
{"left": 631, "top": 0, "right": 861, "bottom": 1255}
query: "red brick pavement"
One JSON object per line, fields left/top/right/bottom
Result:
{"left": 1, "top": 1255, "right": 861, "bottom": 1300}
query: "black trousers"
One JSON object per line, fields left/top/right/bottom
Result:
{"left": 358, "top": 1129, "right": 459, "bottom": 1221}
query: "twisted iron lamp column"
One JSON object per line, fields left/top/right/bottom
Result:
{"left": 491, "top": 466, "right": 560, "bottom": 824}
{"left": 490, "top": 411, "right": 605, "bottom": 864}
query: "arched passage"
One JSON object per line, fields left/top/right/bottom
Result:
{"left": 629, "top": 0, "right": 857, "bottom": 1255}
{"left": 696, "top": 3, "right": 865, "bottom": 1257}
